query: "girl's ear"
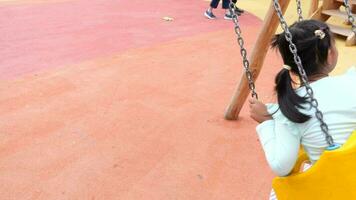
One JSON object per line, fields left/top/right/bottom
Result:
{"left": 326, "top": 43, "right": 338, "bottom": 72}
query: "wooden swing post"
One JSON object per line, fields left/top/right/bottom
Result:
{"left": 224, "top": 0, "right": 291, "bottom": 120}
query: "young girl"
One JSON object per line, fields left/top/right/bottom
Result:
{"left": 248, "top": 20, "right": 356, "bottom": 199}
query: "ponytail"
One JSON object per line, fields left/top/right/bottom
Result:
{"left": 275, "top": 69, "right": 310, "bottom": 123}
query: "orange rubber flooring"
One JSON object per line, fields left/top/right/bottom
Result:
{"left": 0, "top": 0, "right": 284, "bottom": 199}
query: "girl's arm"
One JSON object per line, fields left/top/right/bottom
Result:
{"left": 249, "top": 98, "right": 301, "bottom": 176}
{"left": 256, "top": 120, "right": 301, "bottom": 176}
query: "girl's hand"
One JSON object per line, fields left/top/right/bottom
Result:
{"left": 249, "top": 98, "right": 273, "bottom": 123}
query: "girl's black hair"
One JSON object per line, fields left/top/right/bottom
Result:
{"left": 271, "top": 20, "right": 333, "bottom": 123}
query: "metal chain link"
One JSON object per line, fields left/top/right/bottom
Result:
{"left": 272, "top": 0, "right": 336, "bottom": 147}
{"left": 296, "top": 0, "right": 303, "bottom": 22}
{"left": 229, "top": 2, "right": 258, "bottom": 99}
{"left": 344, "top": 0, "right": 356, "bottom": 35}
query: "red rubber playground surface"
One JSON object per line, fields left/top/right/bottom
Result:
{"left": 0, "top": 0, "right": 282, "bottom": 199}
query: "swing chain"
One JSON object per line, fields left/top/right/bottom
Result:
{"left": 344, "top": 0, "right": 356, "bottom": 35}
{"left": 229, "top": 2, "right": 258, "bottom": 99}
{"left": 296, "top": 0, "right": 303, "bottom": 22}
{"left": 272, "top": 0, "right": 335, "bottom": 147}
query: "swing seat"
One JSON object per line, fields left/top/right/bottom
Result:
{"left": 273, "top": 130, "right": 356, "bottom": 200}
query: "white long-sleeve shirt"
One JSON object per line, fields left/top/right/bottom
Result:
{"left": 256, "top": 67, "right": 356, "bottom": 176}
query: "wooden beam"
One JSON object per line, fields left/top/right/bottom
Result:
{"left": 224, "top": 0, "right": 291, "bottom": 120}
{"left": 311, "top": 0, "right": 341, "bottom": 21}
{"left": 309, "top": 0, "right": 319, "bottom": 17}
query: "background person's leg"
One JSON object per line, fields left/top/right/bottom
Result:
{"left": 223, "top": 0, "right": 233, "bottom": 20}
{"left": 223, "top": 0, "right": 244, "bottom": 15}
{"left": 222, "top": 0, "right": 230, "bottom": 9}
{"left": 210, "top": 0, "right": 220, "bottom": 9}
{"left": 205, "top": 0, "right": 219, "bottom": 19}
